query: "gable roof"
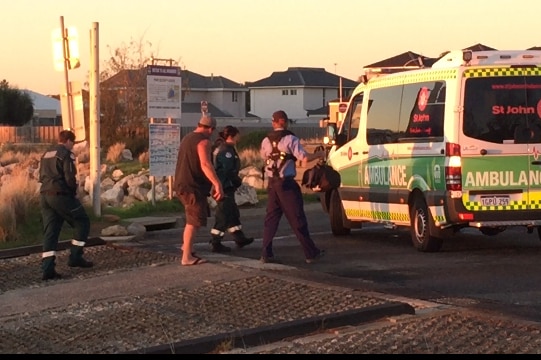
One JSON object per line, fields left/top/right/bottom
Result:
{"left": 23, "top": 90, "right": 61, "bottom": 115}
{"left": 247, "top": 67, "right": 358, "bottom": 88}
{"left": 463, "top": 43, "right": 497, "bottom": 51}
{"left": 101, "top": 68, "right": 246, "bottom": 91}
{"left": 364, "top": 44, "right": 501, "bottom": 71}
{"left": 364, "top": 51, "right": 429, "bottom": 69}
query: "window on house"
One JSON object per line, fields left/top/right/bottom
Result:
{"left": 282, "top": 90, "right": 289, "bottom": 95}
{"left": 232, "top": 92, "right": 238, "bottom": 102}
{"left": 291, "top": 90, "right": 297, "bottom": 95}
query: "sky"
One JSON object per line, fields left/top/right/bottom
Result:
{"left": 3, "top": 0, "right": 541, "bottom": 95}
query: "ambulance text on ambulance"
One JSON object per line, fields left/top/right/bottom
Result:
{"left": 364, "top": 165, "right": 407, "bottom": 186}
{"left": 465, "top": 170, "right": 541, "bottom": 187}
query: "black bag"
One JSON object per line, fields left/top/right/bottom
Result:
{"left": 302, "top": 163, "right": 341, "bottom": 192}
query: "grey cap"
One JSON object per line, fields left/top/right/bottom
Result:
{"left": 198, "top": 114, "right": 216, "bottom": 128}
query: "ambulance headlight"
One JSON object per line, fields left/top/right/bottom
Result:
{"left": 323, "top": 136, "right": 330, "bottom": 145}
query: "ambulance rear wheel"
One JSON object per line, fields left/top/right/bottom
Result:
{"left": 410, "top": 196, "right": 442, "bottom": 252}
{"left": 329, "top": 190, "right": 350, "bottom": 236}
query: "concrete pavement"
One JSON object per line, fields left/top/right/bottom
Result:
{"left": 1, "top": 203, "right": 541, "bottom": 353}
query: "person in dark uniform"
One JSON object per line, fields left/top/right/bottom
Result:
{"left": 38, "top": 129, "right": 93, "bottom": 281}
{"left": 259, "top": 110, "right": 326, "bottom": 264}
{"left": 209, "top": 125, "right": 254, "bottom": 253}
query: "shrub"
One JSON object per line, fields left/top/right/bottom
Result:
{"left": 138, "top": 151, "right": 149, "bottom": 165}
{"left": 238, "top": 148, "right": 264, "bottom": 169}
{"left": 237, "top": 130, "right": 268, "bottom": 151}
{"left": 106, "top": 142, "right": 126, "bottom": 163}
{"left": 125, "top": 137, "right": 148, "bottom": 158}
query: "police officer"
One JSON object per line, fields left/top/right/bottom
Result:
{"left": 210, "top": 125, "right": 254, "bottom": 252}
{"left": 259, "top": 110, "right": 326, "bottom": 264}
{"left": 39, "top": 130, "right": 93, "bottom": 281}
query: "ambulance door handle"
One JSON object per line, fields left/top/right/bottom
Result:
{"left": 531, "top": 161, "right": 541, "bottom": 166}
{"left": 362, "top": 151, "right": 368, "bottom": 154}
{"left": 353, "top": 152, "right": 359, "bottom": 155}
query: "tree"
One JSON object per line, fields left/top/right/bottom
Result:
{"left": 0, "top": 80, "right": 34, "bottom": 126}
{"left": 99, "top": 35, "right": 187, "bottom": 155}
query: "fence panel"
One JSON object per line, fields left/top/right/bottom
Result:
{"left": 1, "top": 125, "right": 324, "bottom": 146}
{"left": 0, "top": 126, "right": 62, "bottom": 144}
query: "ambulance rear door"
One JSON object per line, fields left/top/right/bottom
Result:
{"left": 460, "top": 70, "right": 541, "bottom": 214}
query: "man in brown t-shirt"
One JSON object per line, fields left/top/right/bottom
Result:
{"left": 174, "top": 115, "right": 224, "bottom": 265}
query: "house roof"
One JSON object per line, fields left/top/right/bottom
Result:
{"left": 364, "top": 51, "right": 429, "bottom": 69}
{"left": 247, "top": 67, "right": 358, "bottom": 88}
{"left": 101, "top": 68, "right": 247, "bottom": 91}
{"left": 23, "top": 90, "right": 61, "bottom": 115}
{"left": 364, "top": 44, "right": 501, "bottom": 71}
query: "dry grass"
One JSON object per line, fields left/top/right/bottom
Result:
{"left": 0, "top": 167, "right": 40, "bottom": 242}
{"left": 106, "top": 142, "right": 126, "bottom": 163}
{"left": 0, "top": 150, "right": 28, "bottom": 166}
{"left": 138, "top": 150, "right": 149, "bottom": 165}
{"left": 238, "top": 147, "right": 264, "bottom": 169}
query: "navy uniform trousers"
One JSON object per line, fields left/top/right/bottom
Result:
{"left": 40, "top": 193, "right": 90, "bottom": 274}
{"left": 261, "top": 177, "right": 320, "bottom": 259}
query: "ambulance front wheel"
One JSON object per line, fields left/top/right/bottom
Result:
{"left": 329, "top": 190, "right": 351, "bottom": 236}
{"left": 410, "top": 195, "right": 443, "bottom": 252}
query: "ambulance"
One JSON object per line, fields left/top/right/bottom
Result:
{"left": 321, "top": 49, "right": 541, "bottom": 252}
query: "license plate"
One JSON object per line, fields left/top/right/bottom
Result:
{"left": 480, "top": 196, "right": 510, "bottom": 206}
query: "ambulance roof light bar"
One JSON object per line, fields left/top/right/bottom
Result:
{"left": 431, "top": 49, "right": 541, "bottom": 69}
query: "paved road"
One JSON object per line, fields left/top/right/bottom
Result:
{"left": 2, "top": 202, "right": 541, "bottom": 353}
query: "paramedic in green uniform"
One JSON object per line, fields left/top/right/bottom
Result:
{"left": 210, "top": 125, "right": 254, "bottom": 252}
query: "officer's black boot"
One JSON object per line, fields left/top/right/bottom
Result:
{"left": 68, "top": 244, "right": 94, "bottom": 268}
{"left": 233, "top": 230, "right": 254, "bottom": 248}
{"left": 210, "top": 235, "right": 231, "bottom": 253}
{"left": 42, "top": 256, "right": 62, "bottom": 281}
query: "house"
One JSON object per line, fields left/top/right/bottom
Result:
{"left": 23, "top": 89, "right": 62, "bottom": 126}
{"left": 362, "top": 43, "right": 501, "bottom": 80}
{"left": 100, "top": 68, "right": 250, "bottom": 128}
{"left": 247, "top": 67, "right": 358, "bottom": 123}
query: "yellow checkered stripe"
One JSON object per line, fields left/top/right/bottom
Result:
{"left": 346, "top": 209, "right": 445, "bottom": 223}
{"left": 346, "top": 209, "right": 409, "bottom": 222}
{"left": 463, "top": 200, "right": 531, "bottom": 211}
{"left": 433, "top": 215, "right": 446, "bottom": 223}
{"left": 464, "top": 68, "right": 541, "bottom": 78}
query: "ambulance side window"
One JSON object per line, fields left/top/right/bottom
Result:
{"left": 398, "top": 81, "right": 446, "bottom": 140}
{"left": 340, "top": 92, "right": 363, "bottom": 142}
{"left": 366, "top": 85, "right": 402, "bottom": 145}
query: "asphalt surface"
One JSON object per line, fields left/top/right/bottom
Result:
{"left": 1, "top": 204, "right": 541, "bottom": 354}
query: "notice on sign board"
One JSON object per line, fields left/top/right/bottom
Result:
{"left": 146, "top": 65, "right": 182, "bottom": 119}
{"left": 149, "top": 123, "right": 181, "bottom": 177}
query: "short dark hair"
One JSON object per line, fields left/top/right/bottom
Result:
{"left": 272, "top": 110, "right": 289, "bottom": 123}
{"left": 218, "top": 125, "right": 240, "bottom": 140}
{"left": 59, "top": 130, "right": 76, "bottom": 143}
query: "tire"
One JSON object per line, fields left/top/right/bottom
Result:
{"left": 329, "top": 190, "right": 351, "bottom": 236}
{"left": 410, "top": 196, "right": 442, "bottom": 252}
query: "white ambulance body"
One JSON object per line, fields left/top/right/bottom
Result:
{"left": 322, "top": 49, "right": 541, "bottom": 252}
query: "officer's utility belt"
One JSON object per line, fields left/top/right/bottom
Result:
{"left": 41, "top": 191, "right": 72, "bottom": 196}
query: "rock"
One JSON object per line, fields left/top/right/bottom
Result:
{"left": 101, "top": 225, "right": 129, "bottom": 236}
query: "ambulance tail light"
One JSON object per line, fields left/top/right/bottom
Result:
{"left": 445, "top": 142, "right": 462, "bottom": 194}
